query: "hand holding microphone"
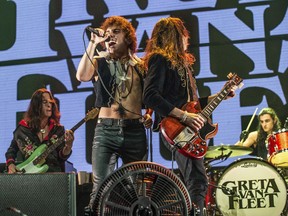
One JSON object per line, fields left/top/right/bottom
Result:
{"left": 86, "top": 26, "right": 110, "bottom": 42}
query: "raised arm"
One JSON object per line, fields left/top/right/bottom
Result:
{"left": 76, "top": 38, "right": 98, "bottom": 82}
{"left": 76, "top": 30, "right": 109, "bottom": 82}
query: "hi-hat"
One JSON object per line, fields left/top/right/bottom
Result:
{"left": 205, "top": 145, "right": 253, "bottom": 158}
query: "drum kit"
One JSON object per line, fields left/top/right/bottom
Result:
{"left": 204, "top": 130, "right": 288, "bottom": 216}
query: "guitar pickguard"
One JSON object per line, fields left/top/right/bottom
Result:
{"left": 173, "top": 126, "right": 195, "bottom": 148}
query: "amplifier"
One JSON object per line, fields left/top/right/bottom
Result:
{"left": 0, "top": 172, "right": 76, "bottom": 216}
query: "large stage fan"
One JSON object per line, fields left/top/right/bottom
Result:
{"left": 92, "top": 161, "right": 191, "bottom": 216}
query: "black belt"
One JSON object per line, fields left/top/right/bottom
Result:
{"left": 97, "top": 118, "right": 142, "bottom": 127}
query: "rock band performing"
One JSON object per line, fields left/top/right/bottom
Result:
{"left": 1, "top": 1, "right": 288, "bottom": 215}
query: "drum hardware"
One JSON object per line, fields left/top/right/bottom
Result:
{"left": 205, "top": 153, "right": 233, "bottom": 216}
{"left": 192, "top": 207, "right": 208, "bottom": 216}
{"left": 205, "top": 151, "right": 232, "bottom": 171}
{"left": 206, "top": 176, "right": 231, "bottom": 216}
{"left": 208, "top": 182, "right": 237, "bottom": 198}
{"left": 191, "top": 204, "right": 207, "bottom": 216}
{"left": 205, "top": 144, "right": 253, "bottom": 159}
{"left": 205, "top": 149, "right": 233, "bottom": 174}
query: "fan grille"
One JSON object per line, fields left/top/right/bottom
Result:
{"left": 92, "top": 161, "right": 191, "bottom": 216}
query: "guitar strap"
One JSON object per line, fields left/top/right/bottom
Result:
{"left": 186, "top": 66, "right": 198, "bottom": 102}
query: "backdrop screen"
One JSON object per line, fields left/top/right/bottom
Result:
{"left": 0, "top": 0, "right": 287, "bottom": 171}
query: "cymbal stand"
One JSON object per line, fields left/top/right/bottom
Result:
{"left": 205, "top": 151, "right": 232, "bottom": 172}
{"left": 205, "top": 151, "right": 233, "bottom": 216}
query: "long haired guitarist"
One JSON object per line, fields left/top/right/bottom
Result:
{"left": 5, "top": 88, "right": 74, "bottom": 173}
{"left": 143, "top": 17, "right": 239, "bottom": 216}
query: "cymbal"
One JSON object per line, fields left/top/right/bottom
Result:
{"left": 205, "top": 145, "right": 253, "bottom": 159}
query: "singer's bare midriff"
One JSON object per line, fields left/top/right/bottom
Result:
{"left": 97, "top": 66, "right": 143, "bottom": 119}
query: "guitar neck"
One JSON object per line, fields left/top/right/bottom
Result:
{"left": 71, "top": 118, "right": 86, "bottom": 132}
{"left": 201, "top": 86, "right": 230, "bottom": 119}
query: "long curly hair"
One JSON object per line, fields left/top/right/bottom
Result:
{"left": 143, "top": 17, "right": 195, "bottom": 70}
{"left": 100, "top": 16, "right": 137, "bottom": 54}
{"left": 256, "top": 107, "right": 281, "bottom": 145}
{"left": 24, "top": 88, "right": 61, "bottom": 132}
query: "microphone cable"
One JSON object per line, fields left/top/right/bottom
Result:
{"left": 81, "top": 28, "right": 144, "bottom": 119}
{"left": 82, "top": 27, "right": 155, "bottom": 162}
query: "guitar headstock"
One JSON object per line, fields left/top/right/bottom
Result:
{"left": 227, "top": 72, "right": 243, "bottom": 88}
{"left": 84, "top": 108, "right": 99, "bottom": 122}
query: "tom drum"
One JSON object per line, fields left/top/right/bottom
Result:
{"left": 268, "top": 129, "right": 288, "bottom": 167}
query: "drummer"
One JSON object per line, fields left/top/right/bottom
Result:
{"left": 235, "top": 107, "right": 282, "bottom": 160}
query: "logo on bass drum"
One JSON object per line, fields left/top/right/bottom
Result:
{"left": 221, "top": 178, "right": 279, "bottom": 209}
{"left": 215, "top": 159, "right": 287, "bottom": 216}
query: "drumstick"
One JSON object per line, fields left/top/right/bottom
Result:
{"left": 240, "top": 107, "right": 258, "bottom": 144}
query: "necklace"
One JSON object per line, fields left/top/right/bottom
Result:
{"left": 40, "top": 121, "right": 49, "bottom": 135}
{"left": 108, "top": 58, "right": 134, "bottom": 99}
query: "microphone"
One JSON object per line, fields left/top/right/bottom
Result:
{"left": 86, "top": 26, "right": 110, "bottom": 42}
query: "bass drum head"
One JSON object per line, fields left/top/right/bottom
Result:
{"left": 215, "top": 158, "right": 287, "bottom": 216}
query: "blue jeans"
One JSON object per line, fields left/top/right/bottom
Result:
{"left": 89, "top": 121, "right": 148, "bottom": 208}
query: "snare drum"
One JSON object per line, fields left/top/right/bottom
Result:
{"left": 215, "top": 158, "right": 287, "bottom": 216}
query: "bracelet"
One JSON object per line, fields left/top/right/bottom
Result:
{"left": 180, "top": 111, "right": 188, "bottom": 123}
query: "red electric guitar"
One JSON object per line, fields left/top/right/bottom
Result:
{"left": 160, "top": 73, "right": 243, "bottom": 158}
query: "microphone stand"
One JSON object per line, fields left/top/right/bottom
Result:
{"left": 205, "top": 151, "right": 232, "bottom": 172}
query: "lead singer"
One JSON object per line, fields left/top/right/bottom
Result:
{"left": 76, "top": 16, "right": 152, "bottom": 214}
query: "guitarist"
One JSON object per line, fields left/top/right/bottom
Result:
{"left": 143, "top": 17, "right": 236, "bottom": 216}
{"left": 5, "top": 88, "right": 74, "bottom": 173}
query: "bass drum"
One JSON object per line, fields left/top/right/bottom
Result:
{"left": 215, "top": 158, "right": 287, "bottom": 216}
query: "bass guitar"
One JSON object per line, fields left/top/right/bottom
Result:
{"left": 161, "top": 73, "right": 243, "bottom": 158}
{"left": 16, "top": 108, "right": 99, "bottom": 173}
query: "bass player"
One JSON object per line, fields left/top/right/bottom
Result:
{"left": 5, "top": 88, "right": 74, "bottom": 173}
